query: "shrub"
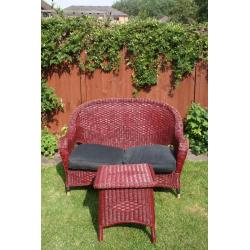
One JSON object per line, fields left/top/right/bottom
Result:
{"left": 41, "top": 129, "right": 58, "bottom": 157}
{"left": 185, "top": 102, "right": 208, "bottom": 155}
{"left": 41, "top": 79, "right": 63, "bottom": 127}
{"left": 41, "top": 79, "right": 63, "bottom": 114}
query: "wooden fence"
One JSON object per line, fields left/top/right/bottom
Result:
{"left": 47, "top": 51, "right": 208, "bottom": 133}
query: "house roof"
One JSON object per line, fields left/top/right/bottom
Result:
{"left": 63, "top": 6, "right": 128, "bottom": 17}
{"left": 41, "top": 0, "right": 53, "bottom": 10}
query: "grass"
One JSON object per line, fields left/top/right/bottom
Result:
{"left": 42, "top": 161, "right": 208, "bottom": 250}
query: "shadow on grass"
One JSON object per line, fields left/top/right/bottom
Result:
{"left": 56, "top": 163, "right": 85, "bottom": 191}
{"left": 55, "top": 163, "right": 99, "bottom": 235}
{"left": 154, "top": 187, "right": 177, "bottom": 197}
{"left": 56, "top": 162, "right": 65, "bottom": 184}
{"left": 83, "top": 188, "right": 99, "bottom": 236}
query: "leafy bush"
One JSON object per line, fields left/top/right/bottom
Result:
{"left": 41, "top": 79, "right": 62, "bottom": 113}
{"left": 185, "top": 102, "right": 208, "bottom": 155}
{"left": 41, "top": 129, "right": 58, "bottom": 157}
{"left": 41, "top": 79, "right": 63, "bottom": 127}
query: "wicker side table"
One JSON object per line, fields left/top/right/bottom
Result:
{"left": 94, "top": 163, "right": 156, "bottom": 243}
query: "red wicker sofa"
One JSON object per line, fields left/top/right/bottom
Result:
{"left": 59, "top": 98, "right": 188, "bottom": 197}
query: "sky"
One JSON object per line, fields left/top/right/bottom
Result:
{"left": 46, "top": 0, "right": 117, "bottom": 9}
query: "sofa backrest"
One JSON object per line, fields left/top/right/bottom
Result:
{"left": 69, "top": 98, "right": 182, "bottom": 149}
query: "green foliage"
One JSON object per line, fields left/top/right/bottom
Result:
{"left": 185, "top": 103, "right": 208, "bottom": 155}
{"left": 113, "top": 0, "right": 207, "bottom": 23}
{"left": 113, "top": 0, "right": 144, "bottom": 17}
{"left": 41, "top": 126, "right": 68, "bottom": 157}
{"left": 113, "top": 0, "right": 174, "bottom": 18}
{"left": 41, "top": 16, "right": 207, "bottom": 89}
{"left": 124, "top": 19, "right": 207, "bottom": 87}
{"left": 168, "top": 0, "right": 198, "bottom": 24}
{"left": 41, "top": 79, "right": 63, "bottom": 127}
{"left": 41, "top": 16, "right": 97, "bottom": 70}
{"left": 41, "top": 129, "right": 58, "bottom": 157}
{"left": 41, "top": 79, "right": 62, "bottom": 113}
{"left": 194, "top": 0, "right": 208, "bottom": 22}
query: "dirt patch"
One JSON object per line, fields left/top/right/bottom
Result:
{"left": 185, "top": 203, "right": 208, "bottom": 217}
{"left": 41, "top": 153, "right": 61, "bottom": 166}
{"left": 186, "top": 149, "right": 208, "bottom": 162}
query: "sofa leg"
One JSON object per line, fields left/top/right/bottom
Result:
{"left": 98, "top": 226, "right": 103, "bottom": 241}
{"left": 176, "top": 188, "right": 181, "bottom": 199}
{"left": 65, "top": 186, "right": 70, "bottom": 195}
{"left": 151, "top": 226, "right": 156, "bottom": 243}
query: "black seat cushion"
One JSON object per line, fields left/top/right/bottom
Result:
{"left": 123, "top": 144, "right": 176, "bottom": 173}
{"left": 69, "top": 144, "right": 124, "bottom": 171}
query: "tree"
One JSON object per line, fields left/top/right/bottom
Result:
{"left": 113, "top": 0, "right": 142, "bottom": 16}
{"left": 113, "top": 0, "right": 207, "bottom": 23}
{"left": 113, "top": 0, "right": 173, "bottom": 18}
{"left": 194, "top": 0, "right": 208, "bottom": 22}
{"left": 168, "top": 0, "right": 198, "bottom": 24}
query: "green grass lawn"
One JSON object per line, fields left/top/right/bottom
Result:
{"left": 42, "top": 161, "right": 208, "bottom": 250}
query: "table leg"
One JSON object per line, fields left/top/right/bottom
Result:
{"left": 150, "top": 188, "right": 156, "bottom": 243}
{"left": 151, "top": 226, "right": 156, "bottom": 243}
{"left": 98, "top": 190, "right": 104, "bottom": 241}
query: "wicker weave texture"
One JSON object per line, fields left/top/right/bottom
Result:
{"left": 100, "top": 189, "right": 155, "bottom": 227}
{"left": 59, "top": 98, "right": 188, "bottom": 191}
{"left": 66, "top": 170, "right": 181, "bottom": 189}
{"left": 67, "top": 170, "right": 96, "bottom": 186}
{"left": 94, "top": 164, "right": 156, "bottom": 189}
{"left": 95, "top": 164, "right": 156, "bottom": 242}
{"left": 66, "top": 98, "right": 183, "bottom": 148}
{"left": 154, "top": 172, "right": 180, "bottom": 188}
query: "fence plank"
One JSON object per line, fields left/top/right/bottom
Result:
{"left": 195, "top": 63, "right": 208, "bottom": 107}
{"left": 138, "top": 68, "right": 195, "bottom": 118}
{"left": 47, "top": 65, "right": 81, "bottom": 133}
{"left": 46, "top": 51, "right": 208, "bottom": 133}
{"left": 83, "top": 49, "right": 133, "bottom": 101}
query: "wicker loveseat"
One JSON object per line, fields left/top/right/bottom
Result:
{"left": 59, "top": 98, "right": 188, "bottom": 197}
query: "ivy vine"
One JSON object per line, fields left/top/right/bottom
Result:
{"left": 42, "top": 16, "right": 207, "bottom": 89}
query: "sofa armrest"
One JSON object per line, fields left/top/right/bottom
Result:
{"left": 58, "top": 135, "right": 75, "bottom": 171}
{"left": 59, "top": 135, "right": 75, "bottom": 153}
{"left": 175, "top": 138, "right": 189, "bottom": 173}
{"left": 59, "top": 136, "right": 68, "bottom": 151}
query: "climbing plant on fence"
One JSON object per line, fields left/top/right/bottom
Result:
{"left": 41, "top": 16, "right": 207, "bottom": 89}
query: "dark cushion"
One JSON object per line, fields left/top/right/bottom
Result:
{"left": 123, "top": 144, "right": 176, "bottom": 173}
{"left": 69, "top": 144, "right": 124, "bottom": 171}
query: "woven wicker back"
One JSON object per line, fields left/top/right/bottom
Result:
{"left": 68, "top": 98, "right": 182, "bottom": 149}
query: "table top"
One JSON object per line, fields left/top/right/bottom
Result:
{"left": 94, "top": 163, "right": 156, "bottom": 189}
